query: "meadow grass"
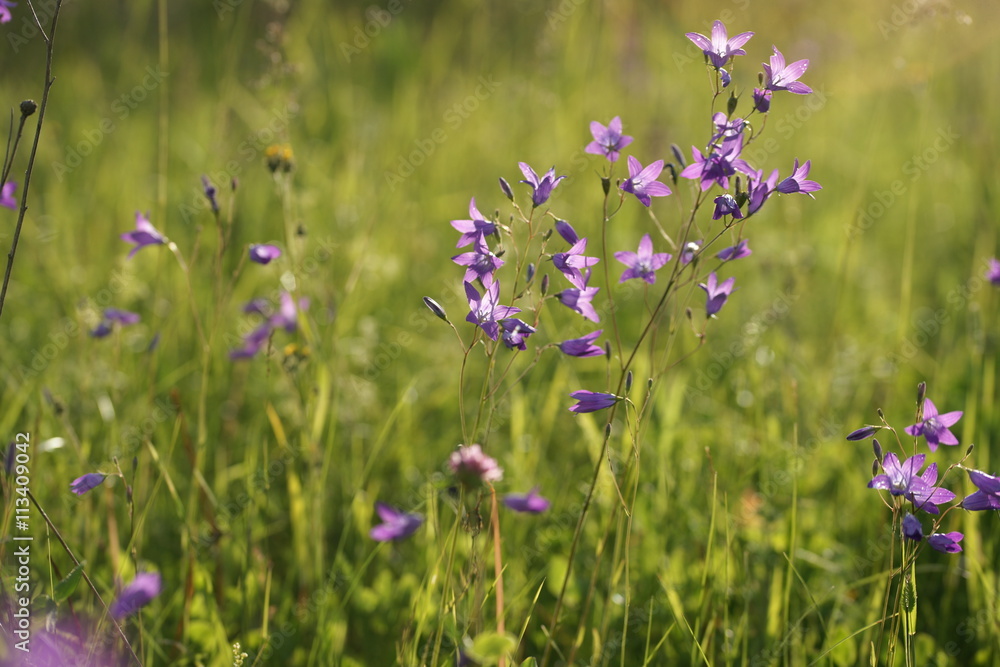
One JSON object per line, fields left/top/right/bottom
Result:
{"left": 1, "top": 0, "right": 999, "bottom": 665}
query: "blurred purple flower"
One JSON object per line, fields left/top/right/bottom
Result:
{"left": 961, "top": 469, "right": 1000, "bottom": 511}
{"left": 558, "top": 330, "right": 604, "bottom": 357}
{"left": 904, "top": 398, "right": 962, "bottom": 452}
{"left": 465, "top": 278, "right": 520, "bottom": 341}
{"left": 230, "top": 292, "right": 303, "bottom": 359}
{"left": 370, "top": 502, "right": 424, "bottom": 542}
{"left": 585, "top": 116, "right": 633, "bottom": 163}
{"left": 556, "top": 286, "right": 600, "bottom": 323}
{"left": 680, "top": 240, "right": 702, "bottom": 265}
{"left": 986, "top": 258, "right": 1000, "bottom": 285}
{"left": 620, "top": 156, "right": 672, "bottom": 207}
{"left": 684, "top": 20, "right": 754, "bottom": 69}
{"left": 902, "top": 513, "right": 922, "bottom": 541}
{"left": 70, "top": 473, "right": 107, "bottom": 495}
{"left": 121, "top": 212, "right": 166, "bottom": 259}
{"left": 519, "top": 162, "right": 565, "bottom": 207}
{"left": 90, "top": 308, "right": 140, "bottom": 338}
{"left": 552, "top": 237, "right": 600, "bottom": 289}
{"left": 763, "top": 46, "right": 812, "bottom": 94}
{"left": 712, "top": 194, "right": 743, "bottom": 220}
{"left": 449, "top": 444, "right": 503, "bottom": 486}
{"left": 452, "top": 234, "right": 503, "bottom": 283}
{"left": 111, "top": 572, "right": 162, "bottom": 619}
{"left": 720, "top": 68, "right": 732, "bottom": 87}
{"left": 752, "top": 88, "right": 772, "bottom": 113}
{"left": 568, "top": 390, "right": 620, "bottom": 414}
{"left": 698, "top": 272, "right": 735, "bottom": 316}
{"left": 928, "top": 532, "right": 964, "bottom": 553}
{"left": 500, "top": 318, "right": 536, "bottom": 351}
{"left": 716, "top": 239, "right": 751, "bottom": 262}
{"left": 1, "top": 180, "right": 16, "bottom": 208}
{"left": 503, "top": 488, "right": 551, "bottom": 514}
{"left": 229, "top": 322, "right": 272, "bottom": 360}
{"left": 776, "top": 159, "right": 821, "bottom": 197}
{"left": 201, "top": 175, "right": 219, "bottom": 213}
{"left": 615, "top": 234, "right": 671, "bottom": 284}
{"left": 249, "top": 244, "right": 282, "bottom": 265}
{"left": 451, "top": 197, "right": 497, "bottom": 248}
{"left": 0, "top": 1, "right": 13, "bottom": 25}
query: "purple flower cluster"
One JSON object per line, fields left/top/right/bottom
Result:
{"left": 855, "top": 389, "right": 977, "bottom": 556}
{"left": 230, "top": 292, "right": 304, "bottom": 359}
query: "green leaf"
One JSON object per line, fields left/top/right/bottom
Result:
{"left": 54, "top": 562, "right": 86, "bottom": 603}
{"left": 519, "top": 659, "right": 538, "bottom": 667}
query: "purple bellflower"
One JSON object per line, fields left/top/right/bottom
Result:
{"left": 680, "top": 240, "right": 702, "bottom": 265}
{"left": 752, "top": 88, "right": 772, "bottom": 113}
{"left": 111, "top": 572, "right": 162, "bottom": 619}
{"left": 961, "top": 469, "right": 1000, "bottom": 511}
{"left": 776, "top": 159, "right": 821, "bottom": 197}
{"left": 680, "top": 135, "right": 754, "bottom": 192}
{"left": 986, "top": 258, "right": 1000, "bottom": 285}
{"left": 902, "top": 513, "right": 923, "bottom": 541}
{"left": 846, "top": 426, "right": 880, "bottom": 441}
{"left": 868, "top": 452, "right": 955, "bottom": 514}
{"left": 449, "top": 444, "right": 503, "bottom": 486}
{"left": 763, "top": 46, "right": 812, "bottom": 94}
{"left": 716, "top": 239, "right": 751, "bottom": 262}
{"left": 121, "top": 212, "right": 166, "bottom": 259}
{"left": 568, "top": 390, "right": 621, "bottom": 414}
{"left": 928, "top": 532, "right": 964, "bottom": 553}
{"left": 465, "top": 278, "right": 520, "bottom": 341}
{"left": 585, "top": 116, "right": 633, "bottom": 163}
{"left": 620, "top": 156, "right": 672, "bottom": 206}
{"left": 747, "top": 168, "right": 780, "bottom": 215}
{"left": 452, "top": 233, "right": 504, "bottom": 283}
{"left": 555, "top": 219, "right": 579, "bottom": 245}
{"left": 370, "top": 502, "right": 424, "bottom": 542}
{"left": 249, "top": 244, "right": 282, "bottom": 265}
{"left": 685, "top": 20, "right": 754, "bottom": 69}
{"left": 711, "top": 113, "right": 745, "bottom": 144}
{"left": 904, "top": 398, "right": 963, "bottom": 452}
{"left": 500, "top": 318, "right": 536, "bottom": 351}
{"left": 0, "top": 181, "right": 16, "bottom": 209}
{"left": 558, "top": 330, "right": 604, "bottom": 357}
{"left": 556, "top": 286, "right": 600, "bottom": 323}
{"left": 519, "top": 162, "right": 565, "bottom": 207}
{"left": 712, "top": 194, "right": 743, "bottom": 220}
{"left": 70, "top": 473, "right": 107, "bottom": 495}
{"left": 0, "top": 1, "right": 14, "bottom": 24}
{"left": 451, "top": 198, "right": 497, "bottom": 248}
{"left": 698, "top": 272, "right": 735, "bottom": 316}
{"left": 614, "top": 234, "right": 671, "bottom": 284}
{"left": 552, "top": 238, "right": 600, "bottom": 289}
{"left": 503, "top": 488, "right": 551, "bottom": 514}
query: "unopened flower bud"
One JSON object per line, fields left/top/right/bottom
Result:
{"left": 966, "top": 444, "right": 975, "bottom": 456}
{"left": 846, "top": 426, "right": 879, "bottom": 441}
{"left": 605, "top": 423, "right": 612, "bottom": 439}
{"left": 499, "top": 177, "right": 514, "bottom": 201}
{"left": 727, "top": 92, "right": 738, "bottom": 116}
{"left": 666, "top": 163, "right": 678, "bottom": 185}
{"left": 625, "top": 371, "right": 633, "bottom": 394}
{"left": 527, "top": 263, "right": 536, "bottom": 283}
{"left": 872, "top": 459, "right": 880, "bottom": 478}
{"left": 540, "top": 274, "right": 549, "bottom": 296}
{"left": 671, "top": 144, "right": 686, "bottom": 168}
{"left": 916, "top": 381, "right": 926, "bottom": 405}
{"left": 542, "top": 228, "right": 553, "bottom": 242}
{"left": 601, "top": 176, "right": 610, "bottom": 196}
{"left": 604, "top": 341, "right": 611, "bottom": 359}
{"left": 20, "top": 100, "right": 37, "bottom": 117}
{"left": 422, "top": 296, "right": 448, "bottom": 322}
{"left": 872, "top": 439, "right": 882, "bottom": 461}
{"left": 877, "top": 408, "right": 885, "bottom": 420}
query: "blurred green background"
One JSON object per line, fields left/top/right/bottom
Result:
{"left": 2, "top": 0, "right": 999, "bottom": 664}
